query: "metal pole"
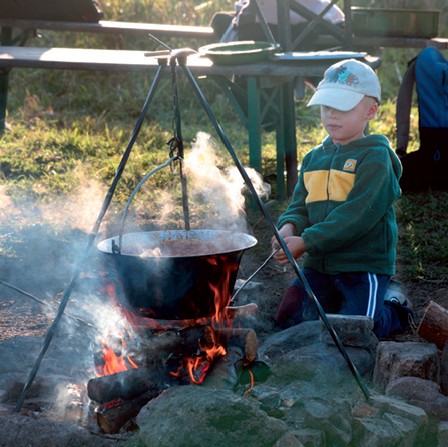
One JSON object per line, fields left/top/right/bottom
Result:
{"left": 179, "top": 62, "right": 370, "bottom": 401}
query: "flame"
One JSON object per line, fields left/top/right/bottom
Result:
{"left": 98, "top": 257, "right": 239, "bottom": 384}
{"left": 180, "top": 261, "right": 235, "bottom": 384}
{"left": 207, "top": 255, "right": 239, "bottom": 324}
{"left": 170, "top": 327, "right": 227, "bottom": 385}
{"left": 95, "top": 331, "right": 138, "bottom": 377}
{"left": 187, "top": 339, "right": 227, "bottom": 385}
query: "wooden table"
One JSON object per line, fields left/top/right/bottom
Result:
{"left": 2, "top": 12, "right": 447, "bottom": 197}
{"left": 0, "top": 44, "right": 369, "bottom": 197}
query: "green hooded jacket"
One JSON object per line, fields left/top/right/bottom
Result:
{"left": 277, "top": 134, "right": 402, "bottom": 276}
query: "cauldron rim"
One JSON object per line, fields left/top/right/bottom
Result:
{"left": 97, "top": 229, "right": 257, "bottom": 259}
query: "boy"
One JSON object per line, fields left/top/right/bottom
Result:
{"left": 272, "top": 59, "right": 412, "bottom": 339}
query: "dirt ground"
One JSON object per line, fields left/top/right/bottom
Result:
{"left": 1, "top": 195, "right": 447, "bottom": 347}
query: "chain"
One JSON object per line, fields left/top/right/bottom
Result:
{"left": 169, "top": 60, "right": 183, "bottom": 174}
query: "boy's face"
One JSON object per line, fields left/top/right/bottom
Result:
{"left": 320, "top": 96, "right": 378, "bottom": 146}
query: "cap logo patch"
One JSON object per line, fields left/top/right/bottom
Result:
{"left": 343, "top": 159, "right": 357, "bottom": 172}
{"left": 327, "top": 66, "right": 359, "bottom": 88}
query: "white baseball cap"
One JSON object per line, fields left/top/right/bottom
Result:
{"left": 307, "top": 59, "right": 381, "bottom": 111}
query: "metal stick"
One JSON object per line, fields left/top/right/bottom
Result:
{"left": 0, "top": 280, "right": 98, "bottom": 332}
{"left": 147, "top": 33, "right": 172, "bottom": 51}
{"left": 231, "top": 248, "right": 279, "bottom": 304}
{"left": 118, "top": 155, "right": 179, "bottom": 252}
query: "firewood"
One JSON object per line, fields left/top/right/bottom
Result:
{"left": 214, "top": 328, "right": 258, "bottom": 362}
{"left": 87, "top": 366, "right": 166, "bottom": 404}
{"left": 95, "top": 388, "right": 161, "bottom": 434}
{"left": 130, "top": 303, "right": 259, "bottom": 332}
{"left": 224, "top": 303, "right": 259, "bottom": 319}
{"left": 133, "top": 325, "right": 216, "bottom": 363}
{"left": 178, "top": 325, "right": 216, "bottom": 352}
{"left": 417, "top": 300, "right": 448, "bottom": 349}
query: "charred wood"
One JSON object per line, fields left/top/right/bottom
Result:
{"left": 214, "top": 328, "right": 258, "bottom": 362}
{"left": 133, "top": 325, "right": 217, "bottom": 363}
{"left": 87, "top": 367, "right": 168, "bottom": 404}
{"left": 95, "top": 388, "right": 161, "bottom": 434}
{"left": 201, "top": 346, "right": 245, "bottom": 389}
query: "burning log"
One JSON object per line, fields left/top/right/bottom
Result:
{"left": 214, "top": 328, "right": 258, "bottom": 362}
{"left": 417, "top": 300, "right": 448, "bottom": 349}
{"left": 88, "top": 325, "right": 227, "bottom": 403}
{"left": 132, "top": 325, "right": 219, "bottom": 363}
{"left": 87, "top": 366, "right": 167, "bottom": 404}
{"left": 95, "top": 388, "right": 161, "bottom": 434}
{"left": 88, "top": 322, "right": 259, "bottom": 433}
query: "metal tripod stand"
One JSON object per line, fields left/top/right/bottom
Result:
{"left": 15, "top": 47, "right": 369, "bottom": 412}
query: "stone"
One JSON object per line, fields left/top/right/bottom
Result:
{"left": 382, "top": 412, "right": 422, "bottom": 446}
{"left": 439, "top": 341, "right": 448, "bottom": 395}
{"left": 287, "top": 428, "right": 325, "bottom": 447}
{"left": 293, "top": 397, "right": 353, "bottom": 445}
{"left": 385, "top": 376, "right": 441, "bottom": 401}
{"left": 386, "top": 377, "right": 448, "bottom": 421}
{"left": 136, "top": 385, "right": 292, "bottom": 447}
{"left": 373, "top": 341, "right": 439, "bottom": 391}
{"left": 437, "top": 421, "right": 448, "bottom": 447}
{"left": 258, "top": 321, "right": 322, "bottom": 360}
{"left": 351, "top": 416, "right": 401, "bottom": 447}
{"left": 369, "top": 394, "right": 429, "bottom": 427}
{"left": 320, "top": 314, "right": 379, "bottom": 350}
{"left": 351, "top": 401, "right": 380, "bottom": 418}
{"left": 273, "top": 432, "right": 306, "bottom": 447}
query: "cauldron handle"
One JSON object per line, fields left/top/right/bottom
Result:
{"left": 116, "top": 155, "right": 179, "bottom": 254}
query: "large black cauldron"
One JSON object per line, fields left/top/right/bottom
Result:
{"left": 97, "top": 230, "right": 257, "bottom": 320}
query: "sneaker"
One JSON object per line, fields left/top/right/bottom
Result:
{"left": 384, "top": 279, "right": 412, "bottom": 309}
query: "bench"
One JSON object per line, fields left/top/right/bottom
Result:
{"left": 0, "top": 18, "right": 216, "bottom": 42}
{"left": 0, "top": 17, "right": 216, "bottom": 132}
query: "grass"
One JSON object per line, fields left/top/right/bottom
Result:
{"left": 1, "top": 0, "right": 447, "bottom": 284}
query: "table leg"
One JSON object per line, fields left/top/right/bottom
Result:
{"left": 246, "top": 76, "right": 262, "bottom": 174}
{"left": 281, "top": 80, "right": 298, "bottom": 196}
{"left": 1, "top": 26, "right": 13, "bottom": 133}
{"left": 0, "top": 68, "right": 9, "bottom": 133}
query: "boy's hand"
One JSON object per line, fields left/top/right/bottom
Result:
{"left": 273, "top": 236, "right": 307, "bottom": 265}
{"left": 271, "top": 223, "right": 296, "bottom": 251}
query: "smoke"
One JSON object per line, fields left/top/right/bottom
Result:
{"left": 184, "top": 132, "right": 271, "bottom": 232}
{"left": 0, "top": 167, "right": 106, "bottom": 234}
{"left": 40, "top": 169, "right": 107, "bottom": 234}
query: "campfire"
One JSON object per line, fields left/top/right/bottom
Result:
{"left": 88, "top": 234, "right": 260, "bottom": 433}
{"left": 9, "top": 51, "right": 360, "bottom": 440}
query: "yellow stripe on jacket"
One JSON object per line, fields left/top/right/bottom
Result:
{"left": 304, "top": 169, "right": 356, "bottom": 203}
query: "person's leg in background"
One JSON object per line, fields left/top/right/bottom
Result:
{"left": 276, "top": 268, "right": 339, "bottom": 328}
